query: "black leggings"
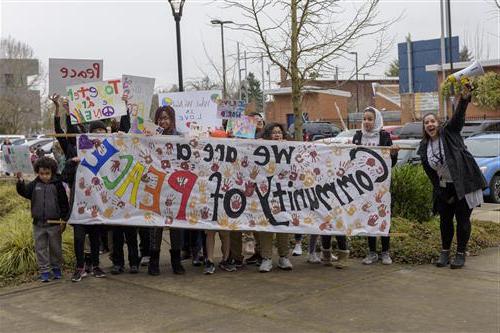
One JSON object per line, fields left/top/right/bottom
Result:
{"left": 112, "top": 226, "right": 139, "bottom": 267}
{"left": 321, "top": 235, "right": 348, "bottom": 250}
{"left": 437, "top": 197, "right": 473, "bottom": 253}
{"left": 368, "top": 236, "right": 390, "bottom": 252}
{"left": 74, "top": 224, "right": 100, "bottom": 269}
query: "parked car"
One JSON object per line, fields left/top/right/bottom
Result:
{"left": 317, "top": 129, "right": 357, "bottom": 144}
{"left": 464, "top": 133, "right": 500, "bottom": 203}
{"left": 460, "top": 120, "right": 500, "bottom": 138}
{"left": 382, "top": 125, "right": 403, "bottom": 141}
{"left": 394, "top": 139, "right": 421, "bottom": 166}
{"left": 288, "top": 121, "right": 342, "bottom": 141}
{"left": 398, "top": 122, "right": 422, "bottom": 139}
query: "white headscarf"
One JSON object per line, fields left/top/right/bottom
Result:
{"left": 361, "top": 107, "right": 384, "bottom": 139}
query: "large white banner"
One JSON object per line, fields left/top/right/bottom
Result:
{"left": 70, "top": 134, "right": 392, "bottom": 236}
{"left": 49, "top": 58, "right": 103, "bottom": 95}
{"left": 158, "top": 90, "right": 222, "bottom": 134}
{"left": 122, "top": 75, "right": 155, "bottom": 134}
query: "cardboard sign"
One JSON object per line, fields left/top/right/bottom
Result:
{"left": 71, "top": 134, "right": 393, "bottom": 237}
{"left": 49, "top": 58, "right": 103, "bottom": 95}
{"left": 1, "top": 144, "right": 33, "bottom": 174}
{"left": 67, "top": 79, "right": 127, "bottom": 124}
{"left": 217, "top": 100, "right": 247, "bottom": 119}
{"left": 158, "top": 90, "right": 222, "bottom": 134}
{"left": 227, "top": 116, "right": 257, "bottom": 139}
{"left": 122, "top": 75, "right": 155, "bottom": 133}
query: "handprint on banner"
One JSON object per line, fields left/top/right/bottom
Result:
{"left": 378, "top": 204, "right": 387, "bottom": 217}
{"left": 139, "top": 149, "right": 153, "bottom": 165}
{"left": 78, "top": 177, "right": 86, "bottom": 190}
{"left": 244, "top": 181, "right": 256, "bottom": 197}
{"left": 198, "top": 180, "right": 207, "bottom": 193}
{"left": 249, "top": 166, "right": 259, "bottom": 180}
{"left": 161, "top": 160, "right": 171, "bottom": 170}
{"left": 379, "top": 220, "right": 388, "bottom": 232}
{"left": 362, "top": 202, "right": 373, "bottom": 212}
{"left": 100, "top": 191, "right": 109, "bottom": 204}
{"left": 240, "top": 156, "right": 249, "bottom": 168}
{"left": 103, "top": 206, "right": 115, "bottom": 218}
{"left": 90, "top": 205, "right": 99, "bottom": 218}
{"left": 367, "top": 214, "right": 379, "bottom": 226}
{"left": 111, "top": 160, "right": 121, "bottom": 173}
{"left": 222, "top": 179, "right": 232, "bottom": 192}
{"left": 235, "top": 172, "right": 244, "bottom": 185}
{"left": 265, "top": 161, "right": 276, "bottom": 175}
{"left": 200, "top": 206, "right": 210, "bottom": 220}
{"left": 289, "top": 165, "right": 298, "bottom": 181}
{"left": 223, "top": 166, "right": 233, "bottom": 178}
{"left": 165, "top": 143, "right": 174, "bottom": 155}
{"left": 165, "top": 194, "right": 175, "bottom": 207}
{"left": 291, "top": 213, "right": 300, "bottom": 226}
{"left": 77, "top": 202, "right": 87, "bottom": 215}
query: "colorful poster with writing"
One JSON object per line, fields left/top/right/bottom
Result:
{"left": 227, "top": 116, "right": 257, "bottom": 139}
{"left": 49, "top": 58, "right": 103, "bottom": 95}
{"left": 1, "top": 144, "right": 33, "bottom": 174}
{"left": 67, "top": 79, "right": 127, "bottom": 124}
{"left": 70, "top": 134, "right": 392, "bottom": 236}
{"left": 122, "top": 75, "right": 155, "bottom": 134}
{"left": 158, "top": 90, "right": 222, "bottom": 134}
{"left": 217, "top": 100, "right": 247, "bottom": 119}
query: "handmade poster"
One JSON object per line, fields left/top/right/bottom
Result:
{"left": 70, "top": 134, "right": 392, "bottom": 236}
{"left": 67, "top": 79, "right": 127, "bottom": 124}
{"left": 49, "top": 58, "right": 103, "bottom": 95}
{"left": 217, "top": 100, "right": 247, "bottom": 119}
{"left": 227, "top": 116, "right": 257, "bottom": 139}
{"left": 122, "top": 75, "right": 155, "bottom": 133}
{"left": 1, "top": 144, "right": 33, "bottom": 174}
{"left": 157, "top": 90, "right": 222, "bottom": 134}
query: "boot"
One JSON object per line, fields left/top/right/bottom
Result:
{"left": 334, "top": 250, "right": 350, "bottom": 269}
{"left": 148, "top": 251, "right": 160, "bottom": 276}
{"left": 170, "top": 249, "right": 186, "bottom": 275}
{"left": 321, "top": 248, "right": 334, "bottom": 266}
{"left": 450, "top": 252, "right": 465, "bottom": 269}
{"left": 435, "top": 250, "right": 450, "bottom": 267}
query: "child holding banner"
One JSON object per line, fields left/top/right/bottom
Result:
{"left": 16, "top": 157, "right": 70, "bottom": 282}
{"left": 147, "top": 106, "right": 185, "bottom": 275}
{"left": 352, "top": 107, "right": 399, "bottom": 265}
{"left": 418, "top": 88, "right": 486, "bottom": 269}
{"left": 258, "top": 123, "right": 293, "bottom": 273}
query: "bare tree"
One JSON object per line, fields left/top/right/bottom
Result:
{"left": 224, "top": 0, "right": 398, "bottom": 140}
{"left": 0, "top": 36, "right": 45, "bottom": 134}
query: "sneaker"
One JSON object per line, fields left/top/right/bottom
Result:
{"left": 245, "top": 253, "right": 262, "bottom": 265}
{"left": 92, "top": 266, "right": 106, "bottom": 278}
{"left": 381, "top": 252, "right": 392, "bottom": 265}
{"left": 219, "top": 260, "right": 237, "bottom": 272}
{"left": 71, "top": 268, "right": 87, "bottom": 282}
{"left": 129, "top": 266, "right": 139, "bottom": 274}
{"left": 259, "top": 258, "right": 273, "bottom": 273}
{"left": 192, "top": 254, "right": 203, "bottom": 267}
{"left": 232, "top": 259, "right": 244, "bottom": 268}
{"left": 204, "top": 261, "right": 216, "bottom": 275}
{"left": 307, "top": 252, "right": 321, "bottom": 264}
{"left": 52, "top": 268, "right": 62, "bottom": 280}
{"left": 292, "top": 243, "right": 302, "bottom": 256}
{"left": 450, "top": 252, "right": 465, "bottom": 269}
{"left": 140, "top": 256, "right": 150, "bottom": 267}
{"left": 40, "top": 272, "right": 50, "bottom": 283}
{"left": 278, "top": 256, "right": 293, "bottom": 270}
{"left": 362, "top": 252, "right": 378, "bottom": 265}
{"left": 435, "top": 250, "right": 450, "bottom": 267}
{"left": 110, "top": 265, "right": 124, "bottom": 275}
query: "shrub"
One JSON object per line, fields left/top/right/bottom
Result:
{"left": 0, "top": 181, "right": 29, "bottom": 217}
{"left": 391, "top": 164, "right": 433, "bottom": 222}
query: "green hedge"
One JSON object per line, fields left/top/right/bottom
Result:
{"left": 391, "top": 164, "right": 433, "bottom": 222}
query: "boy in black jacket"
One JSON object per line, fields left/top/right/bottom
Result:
{"left": 16, "top": 157, "right": 70, "bottom": 282}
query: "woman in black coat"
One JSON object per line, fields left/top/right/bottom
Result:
{"left": 418, "top": 88, "right": 486, "bottom": 269}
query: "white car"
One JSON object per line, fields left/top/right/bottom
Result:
{"left": 316, "top": 129, "right": 357, "bottom": 144}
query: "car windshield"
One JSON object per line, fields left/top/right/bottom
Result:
{"left": 465, "top": 138, "right": 500, "bottom": 157}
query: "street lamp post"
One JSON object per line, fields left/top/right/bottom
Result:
{"left": 349, "top": 51, "right": 359, "bottom": 114}
{"left": 168, "top": 0, "right": 186, "bottom": 92}
{"left": 211, "top": 19, "right": 233, "bottom": 99}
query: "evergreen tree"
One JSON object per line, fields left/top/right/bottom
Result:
{"left": 459, "top": 45, "right": 472, "bottom": 62}
{"left": 246, "top": 72, "right": 263, "bottom": 112}
{"left": 385, "top": 59, "right": 399, "bottom": 77}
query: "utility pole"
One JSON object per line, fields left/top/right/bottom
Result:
{"left": 440, "top": 0, "right": 448, "bottom": 120}
{"left": 237, "top": 42, "right": 242, "bottom": 100}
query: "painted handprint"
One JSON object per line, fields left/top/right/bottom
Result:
{"left": 161, "top": 160, "right": 171, "bottom": 170}
{"left": 91, "top": 177, "right": 102, "bottom": 190}
{"left": 84, "top": 187, "right": 92, "bottom": 197}
{"left": 289, "top": 165, "right": 298, "bottom": 181}
{"left": 231, "top": 196, "right": 242, "bottom": 210}
{"left": 165, "top": 194, "right": 175, "bottom": 207}
{"left": 362, "top": 202, "right": 372, "bottom": 212}
{"left": 165, "top": 143, "right": 174, "bottom": 155}
{"left": 265, "top": 161, "right": 276, "bottom": 175}
{"left": 200, "top": 206, "right": 210, "bottom": 220}
{"left": 244, "top": 181, "right": 256, "bottom": 197}
{"left": 309, "top": 150, "right": 318, "bottom": 163}
{"left": 249, "top": 166, "right": 259, "bottom": 180}
{"left": 379, "top": 220, "right": 387, "bottom": 232}
{"left": 221, "top": 179, "right": 232, "bottom": 192}
{"left": 78, "top": 177, "right": 86, "bottom": 190}
{"left": 211, "top": 163, "right": 220, "bottom": 172}
{"left": 291, "top": 213, "right": 300, "bottom": 226}
{"left": 111, "top": 160, "right": 120, "bottom": 173}
{"left": 235, "top": 172, "right": 244, "bottom": 186}
{"left": 378, "top": 204, "right": 387, "bottom": 217}
{"left": 223, "top": 166, "right": 233, "bottom": 178}
{"left": 100, "top": 191, "right": 109, "bottom": 204}
{"left": 241, "top": 156, "right": 249, "bottom": 168}
{"left": 90, "top": 205, "right": 99, "bottom": 218}
{"left": 77, "top": 202, "right": 87, "bottom": 215}
{"left": 367, "top": 214, "right": 379, "bottom": 226}
{"left": 140, "top": 150, "right": 153, "bottom": 164}
{"left": 198, "top": 180, "right": 207, "bottom": 193}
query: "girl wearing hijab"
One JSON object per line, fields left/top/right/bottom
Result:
{"left": 418, "top": 88, "right": 486, "bottom": 269}
{"left": 352, "top": 107, "right": 399, "bottom": 265}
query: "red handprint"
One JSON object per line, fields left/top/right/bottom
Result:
{"left": 200, "top": 207, "right": 210, "bottom": 220}
{"left": 244, "top": 181, "right": 255, "bottom": 197}
{"left": 367, "top": 214, "right": 379, "bottom": 226}
{"left": 241, "top": 156, "right": 249, "bottom": 168}
{"left": 231, "top": 196, "right": 242, "bottom": 210}
{"left": 378, "top": 204, "right": 387, "bottom": 217}
{"left": 211, "top": 163, "right": 220, "bottom": 172}
{"left": 222, "top": 179, "right": 232, "bottom": 192}
{"left": 90, "top": 206, "right": 99, "bottom": 218}
{"left": 235, "top": 172, "right": 244, "bottom": 186}
{"left": 111, "top": 160, "right": 120, "bottom": 173}
{"left": 291, "top": 213, "right": 300, "bottom": 226}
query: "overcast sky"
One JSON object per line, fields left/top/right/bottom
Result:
{"left": 1, "top": 0, "right": 499, "bottom": 92}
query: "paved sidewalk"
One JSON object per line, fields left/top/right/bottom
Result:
{"left": 472, "top": 203, "right": 500, "bottom": 223}
{"left": 0, "top": 247, "right": 498, "bottom": 333}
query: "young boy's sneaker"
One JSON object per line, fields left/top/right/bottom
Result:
{"left": 110, "top": 265, "right": 124, "bottom": 275}
{"left": 92, "top": 266, "right": 106, "bottom": 278}
{"left": 362, "top": 252, "right": 378, "bottom": 265}
{"left": 245, "top": 253, "right": 262, "bottom": 265}
{"left": 381, "top": 252, "right": 392, "bottom": 265}
{"left": 40, "top": 272, "right": 50, "bottom": 283}
{"left": 292, "top": 243, "right": 302, "bottom": 256}
{"left": 52, "top": 268, "right": 62, "bottom": 280}
{"left": 140, "top": 256, "right": 150, "bottom": 267}
{"left": 204, "top": 261, "right": 216, "bottom": 275}
{"left": 71, "top": 268, "right": 87, "bottom": 282}
{"left": 278, "top": 256, "right": 293, "bottom": 270}
{"left": 259, "top": 258, "right": 273, "bottom": 273}
{"left": 219, "top": 260, "right": 237, "bottom": 272}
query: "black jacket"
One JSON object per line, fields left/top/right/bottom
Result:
{"left": 417, "top": 96, "right": 487, "bottom": 208}
{"left": 16, "top": 176, "right": 70, "bottom": 225}
{"left": 352, "top": 129, "right": 398, "bottom": 167}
